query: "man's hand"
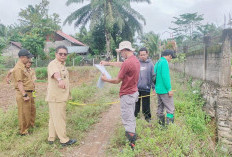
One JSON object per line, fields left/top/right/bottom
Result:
{"left": 58, "top": 80, "right": 66, "bottom": 89}
{"left": 23, "top": 96, "right": 30, "bottom": 101}
{"left": 101, "top": 73, "right": 108, "bottom": 82}
{"left": 100, "top": 61, "right": 109, "bottom": 66}
{"left": 152, "top": 90, "right": 156, "bottom": 96}
{"left": 168, "top": 91, "right": 174, "bottom": 97}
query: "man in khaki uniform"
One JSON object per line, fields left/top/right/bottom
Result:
{"left": 7, "top": 60, "right": 37, "bottom": 84}
{"left": 13, "top": 49, "right": 35, "bottom": 136}
{"left": 46, "top": 45, "right": 76, "bottom": 146}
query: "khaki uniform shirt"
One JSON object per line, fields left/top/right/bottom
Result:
{"left": 46, "top": 59, "right": 70, "bottom": 102}
{"left": 13, "top": 60, "right": 35, "bottom": 91}
{"left": 28, "top": 68, "right": 37, "bottom": 83}
{"left": 10, "top": 68, "right": 36, "bottom": 84}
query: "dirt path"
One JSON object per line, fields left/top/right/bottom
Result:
{"left": 62, "top": 102, "right": 121, "bottom": 157}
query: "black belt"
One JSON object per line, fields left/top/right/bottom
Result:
{"left": 25, "top": 90, "right": 34, "bottom": 92}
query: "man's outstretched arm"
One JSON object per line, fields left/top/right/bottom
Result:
{"left": 100, "top": 61, "right": 123, "bottom": 67}
{"left": 101, "top": 74, "right": 122, "bottom": 84}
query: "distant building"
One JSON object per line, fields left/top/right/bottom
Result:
{"left": 2, "top": 30, "right": 89, "bottom": 58}
{"left": 2, "top": 42, "right": 22, "bottom": 58}
{"left": 44, "top": 30, "right": 87, "bottom": 54}
{"left": 67, "top": 46, "right": 90, "bottom": 55}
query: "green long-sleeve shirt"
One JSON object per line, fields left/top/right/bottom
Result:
{"left": 154, "top": 57, "right": 172, "bottom": 94}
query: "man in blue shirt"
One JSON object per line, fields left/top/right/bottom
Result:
{"left": 135, "top": 48, "right": 155, "bottom": 122}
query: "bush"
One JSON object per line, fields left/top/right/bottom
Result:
{"left": 35, "top": 67, "right": 47, "bottom": 80}
{"left": 66, "top": 53, "right": 84, "bottom": 66}
{"left": 48, "top": 48, "right": 56, "bottom": 60}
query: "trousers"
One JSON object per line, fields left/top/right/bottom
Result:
{"left": 16, "top": 91, "right": 36, "bottom": 134}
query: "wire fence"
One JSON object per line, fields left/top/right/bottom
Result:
{"left": 177, "top": 33, "right": 223, "bottom": 54}
{"left": 1, "top": 57, "right": 102, "bottom": 69}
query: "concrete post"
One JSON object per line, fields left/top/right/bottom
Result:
{"left": 36, "top": 58, "right": 38, "bottom": 68}
{"left": 219, "top": 29, "right": 232, "bottom": 87}
{"left": 203, "top": 36, "right": 211, "bottom": 81}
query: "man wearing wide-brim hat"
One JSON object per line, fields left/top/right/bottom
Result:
{"left": 101, "top": 41, "right": 140, "bottom": 150}
{"left": 13, "top": 49, "right": 35, "bottom": 136}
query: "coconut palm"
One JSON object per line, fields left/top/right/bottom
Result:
{"left": 139, "top": 31, "right": 160, "bottom": 57}
{"left": 64, "top": 0, "right": 150, "bottom": 59}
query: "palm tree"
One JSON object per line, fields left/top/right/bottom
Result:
{"left": 64, "top": 0, "right": 150, "bottom": 59}
{"left": 139, "top": 31, "right": 160, "bottom": 57}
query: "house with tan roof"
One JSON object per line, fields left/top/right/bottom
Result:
{"left": 2, "top": 30, "right": 89, "bottom": 58}
{"left": 44, "top": 30, "right": 89, "bottom": 55}
{"left": 2, "top": 41, "right": 22, "bottom": 58}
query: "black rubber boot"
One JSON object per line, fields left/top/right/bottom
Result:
{"left": 158, "top": 115, "right": 165, "bottom": 127}
{"left": 166, "top": 117, "right": 174, "bottom": 125}
{"left": 125, "top": 131, "right": 137, "bottom": 150}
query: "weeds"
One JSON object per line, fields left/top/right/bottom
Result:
{"left": 35, "top": 67, "right": 47, "bottom": 80}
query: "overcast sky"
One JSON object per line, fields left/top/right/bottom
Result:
{"left": 0, "top": 0, "right": 232, "bottom": 39}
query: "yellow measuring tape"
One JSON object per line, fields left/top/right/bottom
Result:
{"left": 68, "top": 90, "right": 176, "bottom": 106}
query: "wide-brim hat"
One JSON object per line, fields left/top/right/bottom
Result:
{"left": 116, "top": 41, "right": 135, "bottom": 52}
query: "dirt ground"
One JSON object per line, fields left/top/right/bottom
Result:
{"left": 0, "top": 68, "right": 96, "bottom": 111}
{"left": 62, "top": 102, "right": 121, "bottom": 157}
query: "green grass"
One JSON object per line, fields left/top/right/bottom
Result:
{"left": 108, "top": 71, "right": 230, "bottom": 157}
{"left": 0, "top": 66, "right": 120, "bottom": 157}
{"left": 35, "top": 67, "right": 48, "bottom": 80}
{"left": 35, "top": 79, "right": 47, "bottom": 83}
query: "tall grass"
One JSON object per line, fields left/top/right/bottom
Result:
{"left": 35, "top": 67, "right": 48, "bottom": 80}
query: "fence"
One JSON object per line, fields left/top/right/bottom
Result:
{"left": 171, "top": 29, "right": 232, "bottom": 151}
{"left": 1, "top": 56, "right": 102, "bottom": 69}
{"left": 177, "top": 32, "right": 223, "bottom": 54}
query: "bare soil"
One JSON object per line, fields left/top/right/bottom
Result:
{"left": 62, "top": 102, "right": 121, "bottom": 157}
{"left": 0, "top": 68, "right": 96, "bottom": 111}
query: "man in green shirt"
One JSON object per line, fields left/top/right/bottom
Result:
{"left": 154, "top": 49, "right": 176, "bottom": 126}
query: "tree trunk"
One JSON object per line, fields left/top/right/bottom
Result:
{"left": 105, "top": 30, "right": 112, "bottom": 61}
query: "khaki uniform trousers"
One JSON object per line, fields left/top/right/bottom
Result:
{"left": 48, "top": 102, "right": 69, "bottom": 143}
{"left": 16, "top": 92, "right": 36, "bottom": 134}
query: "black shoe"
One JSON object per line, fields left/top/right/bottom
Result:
{"left": 166, "top": 117, "right": 174, "bottom": 125}
{"left": 48, "top": 141, "right": 54, "bottom": 145}
{"left": 61, "top": 139, "right": 77, "bottom": 146}
{"left": 158, "top": 115, "right": 165, "bottom": 127}
{"left": 129, "top": 142, "right": 135, "bottom": 150}
{"left": 125, "top": 132, "right": 137, "bottom": 150}
{"left": 145, "top": 118, "right": 151, "bottom": 123}
{"left": 19, "top": 133, "right": 29, "bottom": 136}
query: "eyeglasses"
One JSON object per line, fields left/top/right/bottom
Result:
{"left": 58, "top": 53, "right": 68, "bottom": 56}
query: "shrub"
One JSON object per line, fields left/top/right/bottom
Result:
{"left": 35, "top": 67, "right": 47, "bottom": 80}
